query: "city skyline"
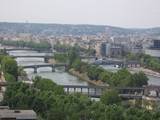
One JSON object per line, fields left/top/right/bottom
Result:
{"left": 0, "top": 0, "right": 160, "bottom": 28}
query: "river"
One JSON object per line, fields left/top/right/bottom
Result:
{"left": 9, "top": 50, "right": 89, "bottom": 86}
{"left": 8, "top": 50, "right": 160, "bottom": 86}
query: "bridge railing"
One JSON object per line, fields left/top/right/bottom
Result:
{"left": 62, "top": 85, "right": 146, "bottom": 98}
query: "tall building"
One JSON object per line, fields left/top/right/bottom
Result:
{"left": 100, "top": 43, "right": 123, "bottom": 58}
{"left": 95, "top": 42, "right": 102, "bottom": 57}
{"left": 153, "top": 39, "right": 160, "bottom": 49}
{"left": 145, "top": 39, "right": 160, "bottom": 58}
{"left": 100, "top": 43, "right": 107, "bottom": 57}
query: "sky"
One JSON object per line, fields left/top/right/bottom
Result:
{"left": 0, "top": 0, "right": 160, "bottom": 28}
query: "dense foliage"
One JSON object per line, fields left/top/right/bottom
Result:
{"left": 2, "top": 76, "right": 160, "bottom": 120}
{"left": 126, "top": 53, "right": 160, "bottom": 72}
{"left": 70, "top": 57, "right": 148, "bottom": 87}
{"left": 100, "top": 89, "right": 121, "bottom": 105}
{"left": 0, "top": 40, "right": 51, "bottom": 51}
{"left": 54, "top": 53, "right": 69, "bottom": 63}
{"left": 0, "top": 55, "right": 18, "bottom": 81}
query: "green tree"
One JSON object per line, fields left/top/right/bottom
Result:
{"left": 68, "top": 47, "right": 80, "bottom": 67}
{"left": 130, "top": 72, "right": 148, "bottom": 87}
{"left": 4, "top": 73, "right": 16, "bottom": 83}
{"left": 71, "top": 58, "right": 81, "bottom": 71}
{"left": 104, "top": 105, "right": 124, "bottom": 120}
{"left": 54, "top": 53, "right": 68, "bottom": 63}
{"left": 110, "top": 69, "right": 132, "bottom": 87}
{"left": 1, "top": 56, "right": 18, "bottom": 78}
{"left": 99, "top": 71, "right": 112, "bottom": 83}
{"left": 100, "top": 89, "right": 121, "bottom": 105}
{"left": 33, "top": 76, "right": 64, "bottom": 94}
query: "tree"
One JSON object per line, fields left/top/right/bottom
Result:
{"left": 33, "top": 76, "right": 64, "bottom": 94}
{"left": 68, "top": 48, "right": 79, "bottom": 66}
{"left": 104, "top": 105, "right": 124, "bottom": 120}
{"left": 87, "top": 66, "right": 104, "bottom": 80}
{"left": 1, "top": 56, "right": 18, "bottom": 79}
{"left": 130, "top": 72, "right": 148, "bottom": 87}
{"left": 54, "top": 53, "right": 68, "bottom": 63}
{"left": 100, "top": 89, "right": 121, "bottom": 105}
{"left": 4, "top": 73, "right": 16, "bottom": 83}
{"left": 99, "top": 71, "right": 112, "bottom": 83}
{"left": 110, "top": 69, "right": 132, "bottom": 87}
{"left": 71, "top": 58, "right": 81, "bottom": 71}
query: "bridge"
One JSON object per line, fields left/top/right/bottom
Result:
{"left": 0, "top": 47, "right": 34, "bottom": 51}
{"left": 1, "top": 81, "right": 160, "bottom": 99}
{"left": 0, "top": 47, "right": 52, "bottom": 53}
{"left": 93, "top": 59, "right": 140, "bottom": 68}
{"left": 11, "top": 53, "right": 53, "bottom": 63}
{"left": 62, "top": 85, "right": 145, "bottom": 99}
{"left": 21, "top": 63, "right": 68, "bottom": 73}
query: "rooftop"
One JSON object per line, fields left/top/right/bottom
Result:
{"left": 0, "top": 107, "right": 37, "bottom": 120}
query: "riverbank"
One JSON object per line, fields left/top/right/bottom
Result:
{"left": 129, "top": 67, "right": 160, "bottom": 78}
{"left": 68, "top": 69, "right": 108, "bottom": 87}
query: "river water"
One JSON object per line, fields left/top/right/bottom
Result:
{"left": 8, "top": 50, "right": 160, "bottom": 86}
{"left": 9, "top": 50, "right": 89, "bottom": 86}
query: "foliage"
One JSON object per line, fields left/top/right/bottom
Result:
{"left": 126, "top": 53, "right": 160, "bottom": 72}
{"left": 33, "top": 76, "right": 64, "bottom": 94}
{"left": 129, "top": 72, "right": 148, "bottom": 87}
{"left": 99, "top": 71, "right": 112, "bottom": 83}
{"left": 71, "top": 58, "right": 81, "bottom": 71}
{"left": 87, "top": 66, "right": 104, "bottom": 80}
{"left": 1, "top": 56, "right": 18, "bottom": 79}
{"left": 2, "top": 75, "right": 160, "bottom": 120}
{"left": 100, "top": 89, "right": 121, "bottom": 105}
{"left": 18, "top": 66, "right": 27, "bottom": 77}
{"left": 0, "top": 40, "right": 51, "bottom": 51}
{"left": 54, "top": 53, "right": 68, "bottom": 63}
{"left": 86, "top": 65, "right": 148, "bottom": 87}
{"left": 68, "top": 47, "right": 80, "bottom": 66}
{"left": 4, "top": 73, "right": 16, "bottom": 83}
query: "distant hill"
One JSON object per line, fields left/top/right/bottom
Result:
{"left": 0, "top": 22, "right": 160, "bottom": 36}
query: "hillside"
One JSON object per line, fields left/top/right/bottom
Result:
{"left": 0, "top": 22, "right": 160, "bottom": 36}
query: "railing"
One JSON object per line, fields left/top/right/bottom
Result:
{"left": 62, "top": 85, "right": 145, "bottom": 99}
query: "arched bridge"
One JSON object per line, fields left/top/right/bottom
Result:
{"left": 21, "top": 63, "right": 68, "bottom": 73}
{"left": 11, "top": 53, "right": 53, "bottom": 63}
{"left": 1, "top": 48, "right": 34, "bottom": 51}
{"left": 1, "top": 47, "right": 52, "bottom": 53}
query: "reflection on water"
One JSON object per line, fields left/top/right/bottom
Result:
{"left": 28, "top": 72, "right": 88, "bottom": 86}
{"left": 24, "top": 66, "right": 89, "bottom": 86}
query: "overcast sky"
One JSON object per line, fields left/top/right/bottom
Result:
{"left": 0, "top": 0, "right": 160, "bottom": 28}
